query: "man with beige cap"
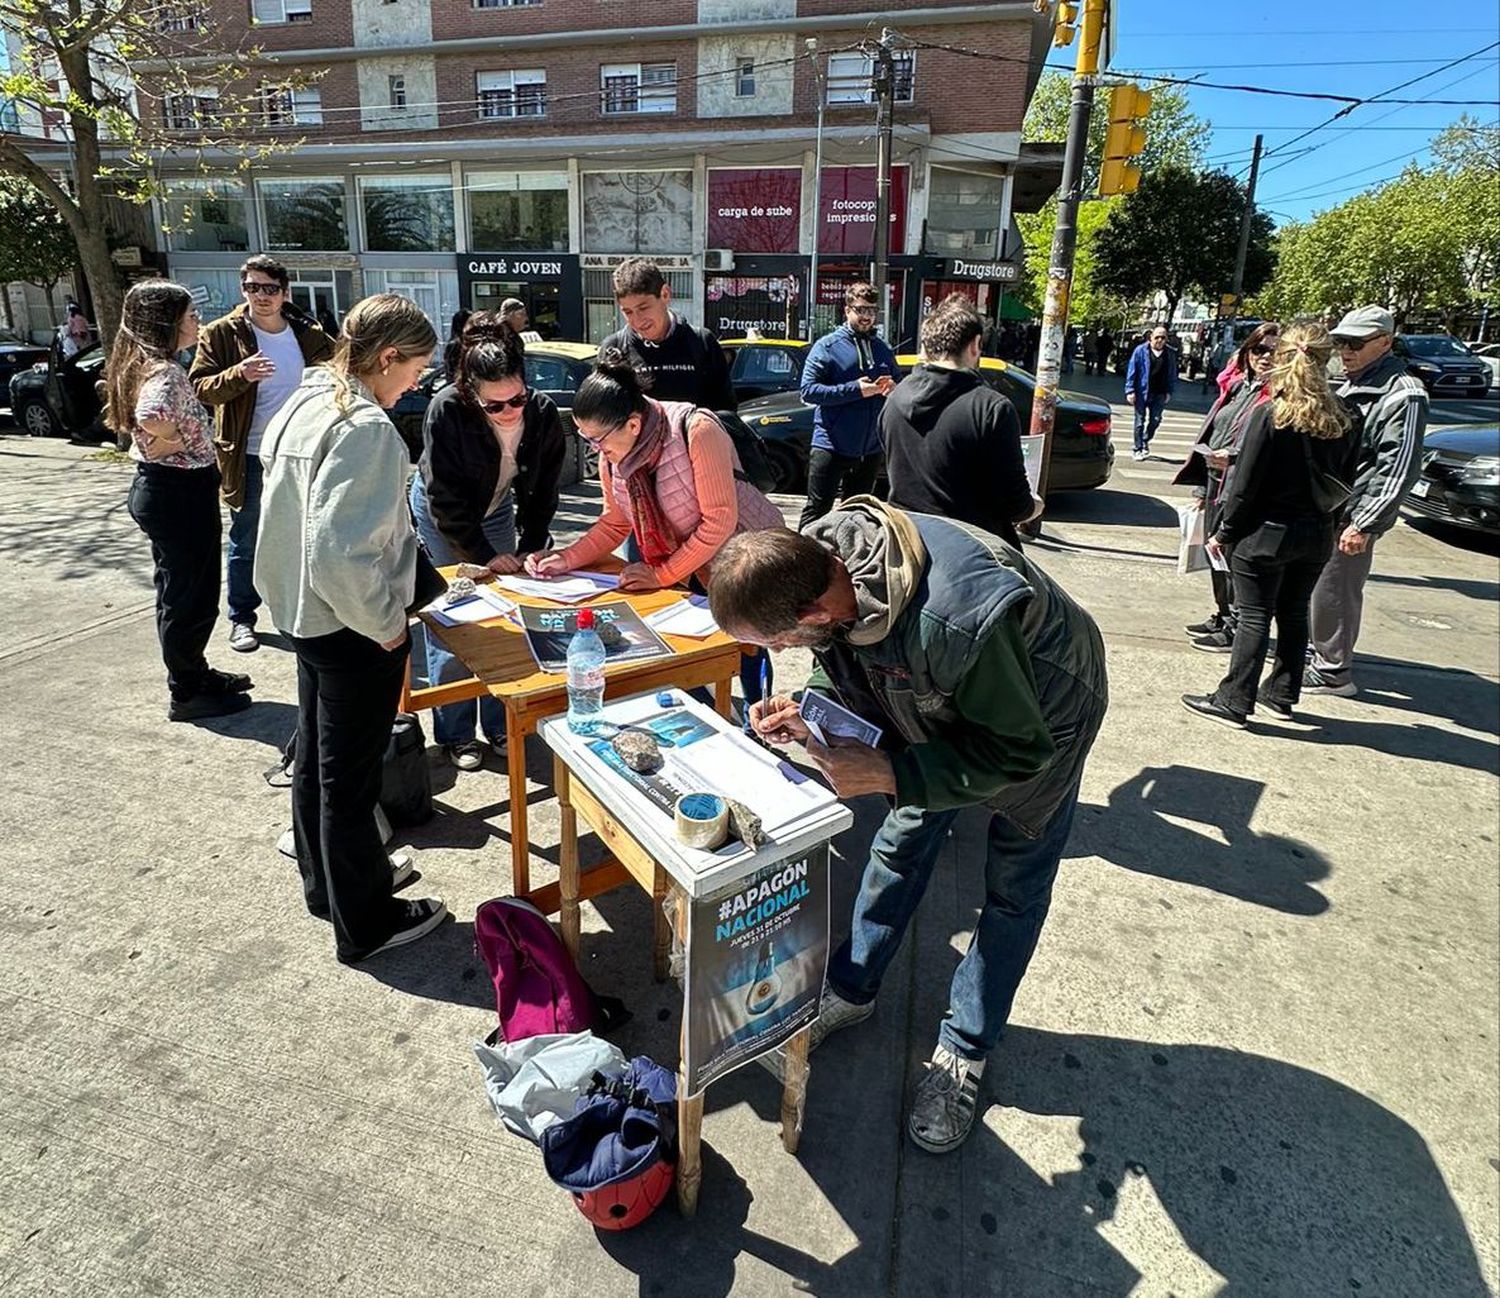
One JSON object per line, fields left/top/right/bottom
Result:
{"left": 1305, "top": 306, "right": 1428, "bottom": 697}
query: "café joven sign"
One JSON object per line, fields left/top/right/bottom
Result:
{"left": 708, "top": 169, "right": 803, "bottom": 253}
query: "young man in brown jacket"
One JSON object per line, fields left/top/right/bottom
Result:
{"left": 189, "top": 255, "right": 335, "bottom": 653}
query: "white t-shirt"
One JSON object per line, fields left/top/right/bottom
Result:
{"left": 246, "top": 322, "right": 307, "bottom": 457}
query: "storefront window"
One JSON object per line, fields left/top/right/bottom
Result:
{"left": 581, "top": 170, "right": 692, "bottom": 254}
{"left": 260, "top": 177, "right": 349, "bottom": 252}
{"left": 363, "top": 269, "right": 460, "bottom": 335}
{"left": 925, "top": 169, "right": 1005, "bottom": 257}
{"left": 468, "top": 170, "right": 569, "bottom": 251}
{"left": 360, "top": 176, "right": 455, "bottom": 253}
{"left": 160, "top": 180, "right": 250, "bottom": 252}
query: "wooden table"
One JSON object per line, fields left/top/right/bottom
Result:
{"left": 542, "top": 695, "right": 851, "bottom": 1218}
{"left": 402, "top": 563, "right": 745, "bottom": 917}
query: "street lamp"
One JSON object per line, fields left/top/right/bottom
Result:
{"left": 806, "top": 37, "right": 825, "bottom": 342}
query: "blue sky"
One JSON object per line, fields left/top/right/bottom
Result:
{"left": 1106, "top": 2, "right": 1500, "bottom": 225}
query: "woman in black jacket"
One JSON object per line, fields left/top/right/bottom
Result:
{"left": 1182, "top": 322, "right": 1358, "bottom": 729}
{"left": 410, "top": 314, "right": 566, "bottom": 768}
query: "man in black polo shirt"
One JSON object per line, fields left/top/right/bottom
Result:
{"left": 599, "top": 258, "right": 735, "bottom": 411}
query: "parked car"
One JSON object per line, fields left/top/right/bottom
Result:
{"left": 0, "top": 330, "right": 49, "bottom": 418}
{"left": 1402, "top": 423, "right": 1500, "bottom": 537}
{"left": 1468, "top": 342, "right": 1500, "bottom": 393}
{"left": 8, "top": 336, "right": 108, "bottom": 440}
{"left": 738, "top": 354, "right": 1114, "bottom": 495}
{"left": 1394, "top": 334, "right": 1492, "bottom": 398}
{"left": 390, "top": 340, "right": 600, "bottom": 481}
{"left": 719, "top": 337, "right": 809, "bottom": 403}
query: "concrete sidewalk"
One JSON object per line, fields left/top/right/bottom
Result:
{"left": 1, "top": 432, "right": 1495, "bottom": 1297}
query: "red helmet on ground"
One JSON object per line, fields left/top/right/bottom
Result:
{"left": 570, "top": 1157, "right": 675, "bottom": 1231}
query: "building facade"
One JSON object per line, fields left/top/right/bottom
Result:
{"left": 14, "top": 1, "right": 1062, "bottom": 347}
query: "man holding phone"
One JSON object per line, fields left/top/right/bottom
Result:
{"left": 191, "top": 256, "right": 335, "bottom": 653}
{"left": 798, "top": 282, "right": 897, "bottom": 529}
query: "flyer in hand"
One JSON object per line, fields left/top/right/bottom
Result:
{"left": 799, "top": 689, "right": 883, "bottom": 747}
{"left": 519, "top": 601, "right": 671, "bottom": 673}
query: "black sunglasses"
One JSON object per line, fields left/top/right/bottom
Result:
{"left": 242, "top": 281, "right": 284, "bottom": 296}
{"left": 478, "top": 390, "right": 529, "bottom": 414}
{"left": 1250, "top": 344, "right": 1276, "bottom": 356}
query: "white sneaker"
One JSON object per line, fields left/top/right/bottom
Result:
{"left": 279, "top": 826, "right": 413, "bottom": 887}
{"left": 446, "top": 741, "right": 484, "bottom": 771}
{"left": 907, "top": 1045, "right": 986, "bottom": 1154}
{"left": 228, "top": 622, "right": 259, "bottom": 653}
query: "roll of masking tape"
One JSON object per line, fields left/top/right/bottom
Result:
{"left": 674, "top": 792, "right": 729, "bottom": 850}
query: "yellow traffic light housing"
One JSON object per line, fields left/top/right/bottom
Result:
{"left": 1053, "top": 1, "right": 1079, "bottom": 46}
{"left": 1100, "top": 83, "right": 1152, "bottom": 195}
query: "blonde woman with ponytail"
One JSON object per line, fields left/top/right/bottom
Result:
{"left": 256, "top": 294, "right": 449, "bottom": 963}
{"left": 1182, "top": 322, "right": 1360, "bottom": 729}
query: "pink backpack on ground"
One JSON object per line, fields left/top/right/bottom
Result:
{"left": 475, "top": 897, "right": 600, "bottom": 1042}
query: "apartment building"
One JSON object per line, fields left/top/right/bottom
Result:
{"left": 17, "top": 1, "right": 1064, "bottom": 346}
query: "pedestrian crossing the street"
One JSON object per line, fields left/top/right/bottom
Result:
{"left": 1107, "top": 404, "right": 1206, "bottom": 472}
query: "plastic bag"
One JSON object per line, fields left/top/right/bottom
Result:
{"left": 473, "top": 1030, "right": 627, "bottom": 1145}
{"left": 1176, "top": 502, "right": 1209, "bottom": 576}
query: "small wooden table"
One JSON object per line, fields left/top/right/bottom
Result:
{"left": 542, "top": 694, "right": 852, "bottom": 1217}
{"left": 403, "top": 564, "right": 745, "bottom": 916}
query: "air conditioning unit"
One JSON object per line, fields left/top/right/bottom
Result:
{"left": 704, "top": 249, "right": 735, "bottom": 272}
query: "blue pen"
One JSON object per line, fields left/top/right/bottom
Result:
{"left": 759, "top": 651, "right": 771, "bottom": 707}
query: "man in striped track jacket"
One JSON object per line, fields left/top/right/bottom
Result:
{"left": 1306, "top": 306, "right": 1429, "bottom": 698}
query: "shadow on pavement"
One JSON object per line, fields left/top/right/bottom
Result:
{"left": 1341, "top": 655, "right": 1500, "bottom": 737}
{"left": 1368, "top": 568, "right": 1500, "bottom": 602}
{"left": 1070, "top": 766, "right": 1331, "bottom": 915}
{"left": 356, "top": 917, "right": 495, "bottom": 1012}
{"left": 1281, "top": 712, "right": 1500, "bottom": 777}
{"left": 1044, "top": 488, "right": 1180, "bottom": 530}
{"left": 1398, "top": 515, "right": 1500, "bottom": 558}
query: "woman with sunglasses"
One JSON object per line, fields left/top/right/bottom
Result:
{"left": 410, "top": 313, "right": 566, "bottom": 769}
{"left": 1175, "top": 321, "right": 1280, "bottom": 651}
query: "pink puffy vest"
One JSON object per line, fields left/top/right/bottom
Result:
{"left": 607, "top": 401, "right": 784, "bottom": 556}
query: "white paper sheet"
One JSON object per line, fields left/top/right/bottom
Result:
{"left": 644, "top": 596, "right": 719, "bottom": 639}
{"left": 427, "top": 587, "right": 518, "bottom": 627}
{"left": 495, "top": 574, "right": 618, "bottom": 603}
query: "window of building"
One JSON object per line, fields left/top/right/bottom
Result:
{"left": 362, "top": 269, "right": 459, "bottom": 336}
{"left": 600, "top": 62, "right": 676, "bottom": 116}
{"left": 474, "top": 0, "right": 541, "bottom": 7}
{"left": 925, "top": 168, "right": 1005, "bottom": 257}
{"left": 259, "top": 176, "right": 348, "bottom": 251}
{"left": 735, "top": 58, "right": 755, "bottom": 98}
{"left": 826, "top": 50, "right": 915, "bottom": 105}
{"left": 476, "top": 70, "right": 546, "bottom": 120}
{"left": 160, "top": 179, "right": 249, "bottom": 252}
{"left": 286, "top": 268, "right": 354, "bottom": 322}
{"left": 582, "top": 169, "right": 692, "bottom": 253}
{"left": 163, "top": 90, "right": 219, "bottom": 130}
{"left": 389, "top": 75, "right": 407, "bottom": 110}
{"left": 251, "top": 0, "right": 312, "bottom": 24}
{"left": 157, "top": 6, "right": 199, "bottom": 32}
{"left": 467, "top": 169, "right": 569, "bottom": 251}
{"left": 261, "top": 84, "right": 323, "bottom": 128}
{"left": 360, "top": 174, "right": 455, "bottom": 252}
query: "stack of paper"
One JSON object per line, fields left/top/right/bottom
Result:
{"left": 426, "top": 587, "right": 517, "bottom": 628}
{"left": 644, "top": 596, "right": 719, "bottom": 639}
{"left": 495, "top": 572, "right": 619, "bottom": 603}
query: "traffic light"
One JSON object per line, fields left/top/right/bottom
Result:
{"left": 1052, "top": 1, "right": 1079, "bottom": 46}
{"left": 1099, "top": 84, "right": 1152, "bottom": 196}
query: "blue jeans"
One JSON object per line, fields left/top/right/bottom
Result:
{"left": 409, "top": 473, "right": 516, "bottom": 746}
{"left": 1132, "top": 394, "right": 1167, "bottom": 453}
{"left": 227, "top": 456, "right": 263, "bottom": 626}
{"left": 827, "top": 783, "right": 1081, "bottom": 1062}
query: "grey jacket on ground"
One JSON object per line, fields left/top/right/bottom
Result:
{"left": 1339, "top": 350, "right": 1429, "bottom": 537}
{"left": 255, "top": 368, "right": 417, "bottom": 645}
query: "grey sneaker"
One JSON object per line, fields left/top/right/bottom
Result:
{"left": 445, "top": 741, "right": 484, "bottom": 771}
{"left": 907, "top": 1045, "right": 986, "bottom": 1154}
{"left": 228, "top": 622, "right": 259, "bottom": 653}
{"left": 757, "top": 986, "right": 875, "bottom": 1080}
{"left": 1302, "top": 666, "right": 1356, "bottom": 698}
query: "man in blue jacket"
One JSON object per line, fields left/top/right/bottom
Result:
{"left": 1124, "top": 324, "right": 1178, "bottom": 460}
{"left": 798, "top": 281, "right": 896, "bottom": 529}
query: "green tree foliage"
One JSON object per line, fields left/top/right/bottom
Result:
{"left": 0, "top": 176, "right": 80, "bottom": 321}
{"left": 1252, "top": 119, "right": 1499, "bottom": 327}
{"left": 1016, "top": 73, "right": 1211, "bottom": 323}
{"left": 1092, "top": 165, "right": 1275, "bottom": 324}
{"left": 0, "top": 1, "right": 311, "bottom": 345}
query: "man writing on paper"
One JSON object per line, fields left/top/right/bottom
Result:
{"left": 709, "top": 502, "right": 1107, "bottom": 1154}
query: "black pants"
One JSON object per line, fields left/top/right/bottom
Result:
{"left": 799, "top": 448, "right": 881, "bottom": 530}
{"left": 127, "top": 463, "right": 222, "bottom": 698}
{"left": 1214, "top": 517, "right": 1335, "bottom": 716}
{"left": 1204, "top": 484, "right": 1236, "bottom": 622}
{"left": 288, "top": 627, "right": 410, "bottom": 960}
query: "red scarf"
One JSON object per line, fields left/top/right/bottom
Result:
{"left": 616, "top": 402, "right": 678, "bottom": 568}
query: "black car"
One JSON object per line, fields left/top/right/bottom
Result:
{"left": 1403, "top": 424, "right": 1500, "bottom": 536}
{"left": 1394, "top": 335, "right": 1492, "bottom": 398}
{"left": 0, "top": 331, "right": 49, "bottom": 419}
{"left": 8, "top": 336, "right": 108, "bottom": 440}
{"left": 738, "top": 355, "right": 1115, "bottom": 495}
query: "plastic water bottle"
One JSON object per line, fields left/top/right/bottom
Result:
{"left": 566, "top": 607, "right": 606, "bottom": 734}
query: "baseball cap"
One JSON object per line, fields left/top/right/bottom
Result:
{"left": 1330, "top": 305, "right": 1394, "bottom": 342}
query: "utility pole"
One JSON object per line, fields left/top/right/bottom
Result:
{"left": 806, "top": 37, "right": 826, "bottom": 341}
{"left": 870, "top": 29, "right": 897, "bottom": 338}
{"left": 1225, "top": 132, "right": 1264, "bottom": 346}
{"left": 1028, "top": 0, "right": 1108, "bottom": 514}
